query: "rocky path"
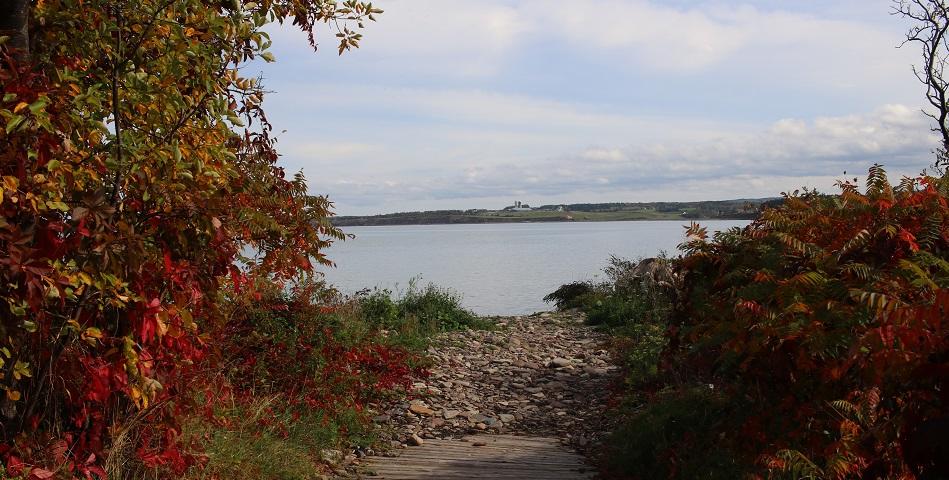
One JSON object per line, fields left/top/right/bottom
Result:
{"left": 349, "top": 311, "right": 619, "bottom": 479}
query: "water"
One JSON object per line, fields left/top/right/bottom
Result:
{"left": 320, "top": 220, "right": 749, "bottom": 315}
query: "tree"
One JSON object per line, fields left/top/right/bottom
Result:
{"left": 0, "top": 0, "right": 380, "bottom": 475}
{"left": 896, "top": 0, "right": 949, "bottom": 164}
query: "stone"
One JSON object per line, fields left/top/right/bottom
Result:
{"left": 319, "top": 449, "right": 343, "bottom": 464}
{"left": 408, "top": 434, "right": 424, "bottom": 446}
{"left": 409, "top": 404, "right": 435, "bottom": 416}
{"left": 365, "top": 311, "right": 618, "bottom": 458}
{"left": 548, "top": 357, "right": 571, "bottom": 368}
{"left": 443, "top": 409, "right": 461, "bottom": 419}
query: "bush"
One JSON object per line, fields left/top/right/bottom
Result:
{"left": 544, "top": 281, "right": 597, "bottom": 310}
{"left": 180, "top": 279, "right": 429, "bottom": 479}
{"left": 613, "top": 166, "right": 949, "bottom": 479}
{"left": 548, "top": 257, "right": 674, "bottom": 389}
{"left": 0, "top": 2, "right": 379, "bottom": 476}
{"left": 603, "top": 387, "right": 750, "bottom": 480}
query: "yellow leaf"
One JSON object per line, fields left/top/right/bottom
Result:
{"left": 7, "top": 389, "right": 20, "bottom": 401}
{"left": 13, "top": 360, "right": 31, "bottom": 380}
{"left": 82, "top": 327, "right": 104, "bottom": 345}
{"left": 12, "top": 102, "right": 28, "bottom": 113}
{"left": 156, "top": 311, "right": 169, "bottom": 337}
{"left": 2, "top": 176, "right": 18, "bottom": 191}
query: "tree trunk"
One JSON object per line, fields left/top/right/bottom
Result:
{"left": 0, "top": 0, "right": 30, "bottom": 61}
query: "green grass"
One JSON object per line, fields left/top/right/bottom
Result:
{"left": 473, "top": 210, "right": 690, "bottom": 222}
{"left": 185, "top": 396, "right": 371, "bottom": 480}
{"left": 357, "top": 280, "right": 493, "bottom": 339}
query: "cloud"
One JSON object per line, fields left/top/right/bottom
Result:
{"left": 535, "top": 0, "right": 748, "bottom": 71}
{"left": 313, "top": 104, "right": 936, "bottom": 214}
{"left": 253, "top": 1, "right": 932, "bottom": 215}
{"left": 267, "top": 0, "right": 913, "bottom": 89}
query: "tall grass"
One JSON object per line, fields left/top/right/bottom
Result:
{"left": 358, "top": 279, "right": 492, "bottom": 337}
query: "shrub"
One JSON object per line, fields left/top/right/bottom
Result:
{"left": 183, "top": 280, "right": 427, "bottom": 479}
{"left": 548, "top": 257, "right": 674, "bottom": 388}
{"left": 617, "top": 166, "right": 949, "bottom": 479}
{"left": 544, "top": 281, "right": 597, "bottom": 310}
{"left": 0, "top": 1, "right": 381, "bottom": 476}
{"left": 603, "top": 387, "right": 750, "bottom": 480}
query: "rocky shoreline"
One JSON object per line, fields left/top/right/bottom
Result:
{"left": 331, "top": 310, "right": 620, "bottom": 477}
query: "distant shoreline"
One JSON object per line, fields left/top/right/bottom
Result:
{"left": 331, "top": 198, "right": 775, "bottom": 227}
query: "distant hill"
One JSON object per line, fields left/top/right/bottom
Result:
{"left": 331, "top": 198, "right": 779, "bottom": 226}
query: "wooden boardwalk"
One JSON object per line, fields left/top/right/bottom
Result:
{"left": 360, "top": 435, "right": 595, "bottom": 479}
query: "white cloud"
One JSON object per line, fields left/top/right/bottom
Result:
{"left": 254, "top": 1, "right": 933, "bottom": 215}
{"left": 535, "top": 0, "right": 748, "bottom": 71}
{"left": 301, "top": 103, "right": 936, "bottom": 214}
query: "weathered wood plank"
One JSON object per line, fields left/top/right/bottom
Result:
{"left": 360, "top": 435, "right": 594, "bottom": 479}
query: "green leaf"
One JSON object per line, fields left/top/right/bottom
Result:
{"left": 29, "top": 96, "right": 49, "bottom": 115}
{"left": 5, "top": 114, "right": 25, "bottom": 134}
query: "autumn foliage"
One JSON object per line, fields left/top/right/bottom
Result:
{"left": 0, "top": 0, "right": 387, "bottom": 477}
{"left": 638, "top": 166, "right": 949, "bottom": 478}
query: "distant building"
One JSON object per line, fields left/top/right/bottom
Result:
{"left": 503, "top": 200, "right": 533, "bottom": 212}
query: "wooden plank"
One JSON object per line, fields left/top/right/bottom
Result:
{"left": 361, "top": 435, "right": 593, "bottom": 480}
{"left": 373, "top": 459, "right": 586, "bottom": 469}
{"left": 363, "top": 467, "right": 591, "bottom": 478}
{"left": 384, "top": 448, "right": 584, "bottom": 459}
{"left": 366, "top": 475, "right": 587, "bottom": 478}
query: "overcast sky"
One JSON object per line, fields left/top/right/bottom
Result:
{"left": 256, "top": 0, "right": 938, "bottom": 215}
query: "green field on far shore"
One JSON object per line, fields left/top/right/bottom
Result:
{"left": 332, "top": 199, "right": 773, "bottom": 226}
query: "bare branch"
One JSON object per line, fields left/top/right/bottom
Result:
{"left": 896, "top": 0, "right": 949, "bottom": 160}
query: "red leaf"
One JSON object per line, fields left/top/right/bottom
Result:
{"left": 29, "top": 467, "right": 56, "bottom": 480}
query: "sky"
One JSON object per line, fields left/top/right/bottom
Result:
{"left": 255, "top": 0, "right": 939, "bottom": 216}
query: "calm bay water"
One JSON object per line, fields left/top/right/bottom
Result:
{"left": 320, "top": 220, "right": 749, "bottom": 315}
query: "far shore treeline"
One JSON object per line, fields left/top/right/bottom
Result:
{"left": 332, "top": 198, "right": 777, "bottom": 226}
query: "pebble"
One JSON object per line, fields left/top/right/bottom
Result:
{"left": 367, "top": 311, "right": 618, "bottom": 459}
{"left": 548, "top": 357, "right": 572, "bottom": 368}
{"left": 409, "top": 404, "right": 434, "bottom": 416}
